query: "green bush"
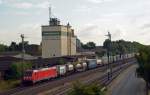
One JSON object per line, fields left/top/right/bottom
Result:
{"left": 68, "top": 81, "right": 104, "bottom": 95}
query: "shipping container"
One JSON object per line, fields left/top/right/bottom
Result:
{"left": 66, "top": 64, "right": 74, "bottom": 75}
{"left": 102, "top": 56, "right": 108, "bottom": 64}
{"left": 116, "top": 55, "right": 121, "bottom": 61}
{"left": 96, "top": 59, "right": 102, "bottom": 65}
{"left": 66, "top": 64, "right": 74, "bottom": 71}
{"left": 113, "top": 56, "right": 117, "bottom": 62}
{"left": 57, "top": 65, "right": 67, "bottom": 76}
{"left": 82, "top": 62, "right": 87, "bottom": 71}
{"left": 87, "top": 59, "right": 97, "bottom": 69}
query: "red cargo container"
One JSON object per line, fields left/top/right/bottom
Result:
{"left": 23, "top": 66, "right": 57, "bottom": 84}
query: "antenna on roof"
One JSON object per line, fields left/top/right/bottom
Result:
{"left": 48, "top": 5, "right": 60, "bottom": 26}
{"left": 49, "top": 5, "right": 52, "bottom": 21}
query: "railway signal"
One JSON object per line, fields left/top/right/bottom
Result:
{"left": 20, "top": 34, "right": 25, "bottom": 80}
{"left": 105, "top": 31, "right": 112, "bottom": 80}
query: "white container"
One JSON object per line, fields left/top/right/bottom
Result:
{"left": 82, "top": 62, "right": 87, "bottom": 70}
{"left": 57, "top": 65, "right": 67, "bottom": 76}
{"left": 66, "top": 64, "right": 74, "bottom": 71}
{"left": 97, "top": 59, "right": 102, "bottom": 65}
{"left": 102, "top": 56, "right": 108, "bottom": 64}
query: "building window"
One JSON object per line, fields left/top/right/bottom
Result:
{"left": 42, "top": 31, "right": 61, "bottom": 36}
{"left": 42, "top": 31, "right": 68, "bottom": 36}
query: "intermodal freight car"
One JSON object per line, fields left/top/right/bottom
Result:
{"left": 23, "top": 53, "right": 135, "bottom": 84}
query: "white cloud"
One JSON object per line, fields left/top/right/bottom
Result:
{"left": 87, "top": 0, "right": 103, "bottom": 3}
{"left": 0, "top": 0, "right": 2, "bottom": 4}
{"left": 74, "top": 5, "right": 92, "bottom": 12}
{"left": 17, "top": 23, "right": 41, "bottom": 44}
{"left": 36, "top": 1, "right": 50, "bottom": 9}
{"left": 4, "top": 1, "right": 50, "bottom": 9}
{"left": 0, "top": 23, "right": 41, "bottom": 45}
{"left": 13, "top": 11, "right": 30, "bottom": 16}
{"left": 11, "top": 2, "right": 33, "bottom": 9}
{"left": 1, "top": 0, "right": 150, "bottom": 45}
{"left": 87, "top": 0, "right": 114, "bottom": 4}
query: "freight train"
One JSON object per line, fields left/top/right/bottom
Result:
{"left": 22, "top": 53, "right": 135, "bottom": 84}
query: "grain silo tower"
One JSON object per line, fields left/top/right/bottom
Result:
{"left": 42, "top": 7, "right": 76, "bottom": 58}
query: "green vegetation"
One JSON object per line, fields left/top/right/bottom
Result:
{"left": 103, "top": 39, "right": 143, "bottom": 55}
{"left": 95, "top": 51, "right": 105, "bottom": 57}
{"left": 0, "top": 61, "right": 32, "bottom": 91}
{"left": 81, "top": 42, "right": 96, "bottom": 50}
{"left": 0, "top": 42, "right": 28, "bottom": 52}
{"left": 9, "top": 41, "right": 29, "bottom": 51}
{"left": 67, "top": 81, "right": 104, "bottom": 95}
{"left": 135, "top": 46, "right": 150, "bottom": 95}
{"left": 0, "top": 41, "right": 41, "bottom": 55}
{"left": 58, "top": 58, "right": 66, "bottom": 65}
{"left": 0, "top": 44, "right": 8, "bottom": 52}
{"left": 0, "top": 80, "right": 20, "bottom": 92}
{"left": 5, "top": 62, "right": 32, "bottom": 80}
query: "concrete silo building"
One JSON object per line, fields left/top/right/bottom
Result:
{"left": 42, "top": 8, "right": 76, "bottom": 58}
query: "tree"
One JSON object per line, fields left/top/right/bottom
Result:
{"left": 9, "top": 42, "right": 17, "bottom": 51}
{"left": 5, "top": 62, "right": 32, "bottom": 80}
{"left": 136, "top": 46, "right": 150, "bottom": 95}
{"left": 68, "top": 81, "right": 104, "bottom": 95}
{"left": 103, "top": 39, "right": 111, "bottom": 50}
{"left": 82, "top": 42, "right": 96, "bottom": 50}
{"left": 0, "top": 44, "right": 8, "bottom": 52}
{"left": 103, "top": 39, "right": 144, "bottom": 57}
{"left": 18, "top": 41, "right": 29, "bottom": 51}
{"left": 86, "top": 42, "right": 96, "bottom": 49}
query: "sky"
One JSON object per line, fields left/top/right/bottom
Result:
{"left": 0, "top": 0, "right": 150, "bottom": 46}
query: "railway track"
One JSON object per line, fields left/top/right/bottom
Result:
{"left": 38, "top": 61, "right": 136, "bottom": 95}
{"left": 0, "top": 58, "right": 136, "bottom": 95}
{"left": 57, "top": 63, "right": 133, "bottom": 95}
{"left": 1, "top": 64, "right": 107, "bottom": 95}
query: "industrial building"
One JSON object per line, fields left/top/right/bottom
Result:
{"left": 42, "top": 9, "right": 76, "bottom": 58}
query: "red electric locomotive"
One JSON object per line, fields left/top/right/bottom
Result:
{"left": 23, "top": 66, "right": 58, "bottom": 84}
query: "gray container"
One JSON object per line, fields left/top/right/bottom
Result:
{"left": 102, "top": 56, "right": 108, "bottom": 64}
{"left": 87, "top": 59, "right": 97, "bottom": 69}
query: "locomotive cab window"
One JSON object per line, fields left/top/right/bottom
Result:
{"left": 24, "top": 71, "right": 32, "bottom": 76}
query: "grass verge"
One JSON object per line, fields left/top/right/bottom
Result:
{"left": 0, "top": 80, "right": 20, "bottom": 92}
